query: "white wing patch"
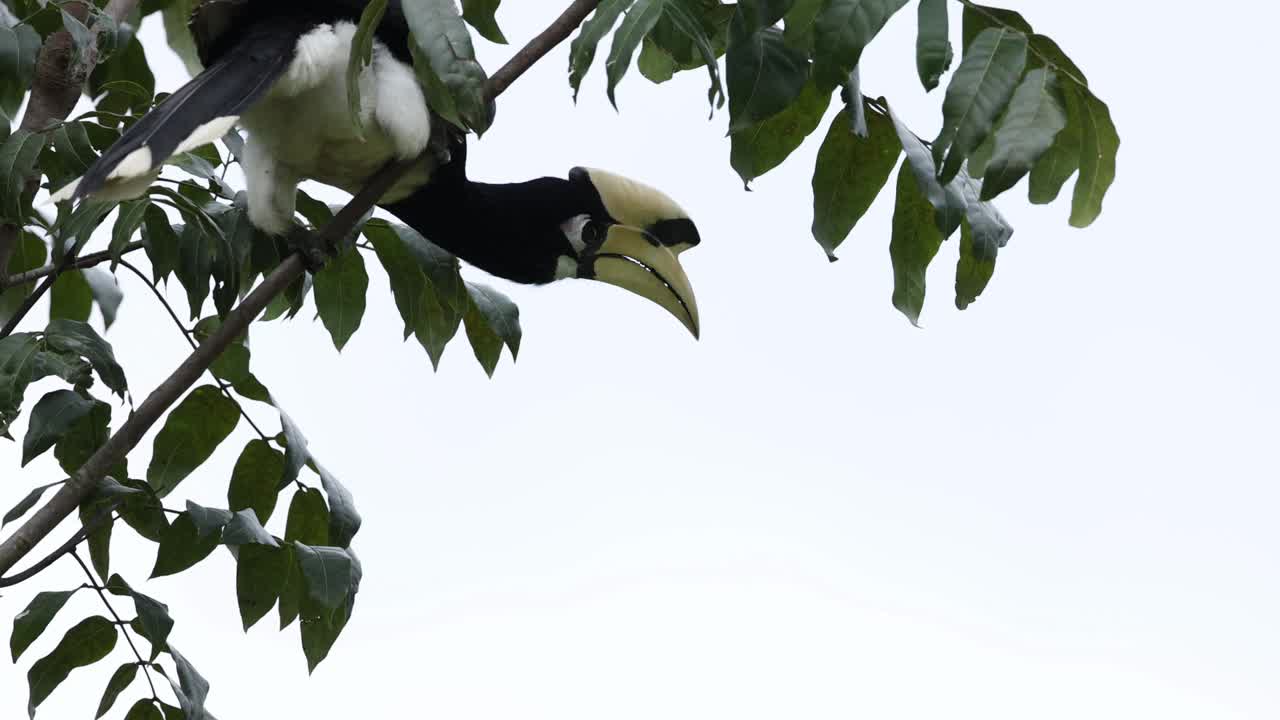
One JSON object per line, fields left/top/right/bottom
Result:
{"left": 173, "top": 115, "right": 240, "bottom": 156}
{"left": 107, "top": 147, "right": 153, "bottom": 181}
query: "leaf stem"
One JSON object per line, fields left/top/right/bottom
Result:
{"left": 70, "top": 549, "right": 161, "bottom": 702}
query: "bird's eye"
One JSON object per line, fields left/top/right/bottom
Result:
{"left": 581, "top": 219, "right": 602, "bottom": 247}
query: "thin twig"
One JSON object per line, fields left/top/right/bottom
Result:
{"left": 117, "top": 259, "right": 271, "bottom": 442}
{"left": 71, "top": 549, "right": 160, "bottom": 702}
{"left": 0, "top": 504, "right": 110, "bottom": 589}
{"left": 0, "top": 0, "right": 603, "bottom": 578}
{"left": 1, "top": 241, "right": 145, "bottom": 289}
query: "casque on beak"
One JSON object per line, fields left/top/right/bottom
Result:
{"left": 584, "top": 224, "right": 700, "bottom": 338}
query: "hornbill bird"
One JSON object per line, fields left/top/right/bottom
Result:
{"left": 52, "top": 0, "right": 702, "bottom": 337}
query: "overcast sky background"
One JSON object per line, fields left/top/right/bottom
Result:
{"left": 2, "top": 2, "right": 1278, "bottom": 718}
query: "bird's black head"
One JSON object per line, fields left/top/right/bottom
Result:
{"left": 392, "top": 161, "right": 703, "bottom": 337}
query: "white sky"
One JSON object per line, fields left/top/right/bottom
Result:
{"left": 3, "top": 2, "right": 1278, "bottom": 718}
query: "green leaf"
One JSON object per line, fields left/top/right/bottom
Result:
{"left": 346, "top": 0, "right": 388, "bottom": 142}
{"left": 10, "top": 590, "right": 77, "bottom": 662}
{"left": 955, "top": 218, "right": 996, "bottom": 309}
{"left": 111, "top": 199, "right": 149, "bottom": 265}
{"left": 1067, "top": 86, "right": 1118, "bottom": 228}
{"left": 276, "top": 405, "right": 311, "bottom": 490}
{"left": 730, "top": 77, "right": 831, "bottom": 186}
{"left": 162, "top": 646, "right": 209, "bottom": 720}
{"left": 316, "top": 464, "right": 360, "bottom": 549}
{"left": 960, "top": 2, "right": 1030, "bottom": 54}
{"left": 146, "top": 386, "right": 239, "bottom": 498}
{"left": 222, "top": 508, "right": 278, "bottom": 547}
{"left": 151, "top": 512, "right": 221, "bottom": 578}
{"left": 95, "top": 663, "right": 139, "bottom": 719}
{"left": 812, "top": 0, "right": 909, "bottom": 88}
{"left": 142, "top": 206, "right": 180, "bottom": 283}
{"left": 185, "top": 501, "right": 232, "bottom": 538}
{"left": 50, "top": 270, "right": 93, "bottom": 323}
{"left": 293, "top": 542, "right": 353, "bottom": 611}
{"left": 810, "top": 103, "right": 901, "bottom": 258}
{"left": 568, "top": 0, "right": 633, "bottom": 100}
{"left": 0, "top": 333, "right": 40, "bottom": 434}
{"left": 54, "top": 399, "right": 125, "bottom": 479}
{"left": 932, "top": 26, "right": 1028, "bottom": 184}
{"left": 1, "top": 232, "right": 46, "bottom": 329}
{"left": 173, "top": 220, "right": 214, "bottom": 320}
{"left": 284, "top": 487, "right": 330, "bottom": 547}
{"left": 27, "top": 616, "right": 118, "bottom": 716}
{"left": 888, "top": 104, "right": 965, "bottom": 238}
{"left": 277, "top": 545, "right": 302, "bottom": 630}
{"left": 726, "top": 9, "right": 809, "bottom": 131}
{"left": 236, "top": 543, "right": 289, "bottom": 631}
{"left": 313, "top": 246, "right": 368, "bottom": 351}
{"left": 979, "top": 67, "right": 1066, "bottom": 200}
{"left": 3, "top": 481, "right": 64, "bottom": 529}
{"left": 915, "top": 0, "right": 952, "bottom": 91}
{"left": 79, "top": 496, "right": 114, "bottom": 578}
{"left": 89, "top": 35, "right": 155, "bottom": 117}
{"left": 365, "top": 220, "right": 462, "bottom": 369}
{"left": 462, "top": 0, "right": 506, "bottom": 44}
{"left": 0, "top": 130, "right": 45, "bottom": 223}
{"left": 82, "top": 268, "right": 124, "bottom": 328}
{"left": 23, "top": 389, "right": 96, "bottom": 466}
{"left": 299, "top": 554, "right": 358, "bottom": 672}
{"left": 1027, "top": 74, "right": 1081, "bottom": 205}
{"left": 462, "top": 282, "right": 521, "bottom": 377}
{"left": 116, "top": 479, "right": 170, "bottom": 543}
{"left": 888, "top": 162, "right": 945, "bottom": 325}
{"left": 604, "top": 0, "right": 665, "bottom": 107}
{"left": 0, "top": 22, "right": 40, "bottom": 132}
{"left": 123, "top": 699, "right": 163, "bottom": 720}
{"left": 403, "top": 0, "right": 491, "bottom": 133}
{"left": 782, "top": 0, "right": 824, "bottom": 51}
{"left": 44, "top": 319, "right": 128, "bottom": 397}
{"left": 228, "top": 439, "right": 285, "bottom": 524}
{"left": 105, "top": 575, "right": 174, "bottom": 656}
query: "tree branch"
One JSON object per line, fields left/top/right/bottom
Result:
{"left": 1, "top": 241, "right": 145, "bottom": 289}
{"left": 0, "top": 0, "right": 144, "bottom": 318}
{"left": 0, "top": 0, "right": 602, "bottom": 577}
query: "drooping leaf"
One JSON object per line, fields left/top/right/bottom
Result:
{"left": 730, "top": 77, "right": 831, "bottom": 186}
{"left": 105, "top": 575, "right": 174, "bottom": 655}
{"left": 293, "top": 542, "right": 354, "bottom": 611}
{"left": 116, "top": 479, "right": 170, "bottom": 543}
{"left": 932, "top": 26, "right": 1028, "bottom": 184}
{"left": 275, "top": 405, "right": 311, "bottom": 489}
{"left": 95, "top": 662, "right": 139, "bottom": 719}
{"left": 146, "top": 386, "right": 239, "bottom": 497}
{"left": 222, "top": 509, "right": 279, "bottom": 547}
{"left": 915, "top": 0, "right": 952, "bottom": 91}
{"left": 50, "top": 271, "right": 93, "bottom": 323}
{"left": 812, "top": 0, "right": 909, "bottom": 88}
{"left": 365, "top": 220, "right": 462, "bottom": 368}
{"left": 235, "top": 543, "right": 289, "bottom": 631}
{"left": 313, "top": 246, "right": 368, "bottom": 351}
{"left": 955, "top": 218, "right": 997, "bottom": 309}
{"left": 888, "top": 162, "right": 945, "bottom": 325}
{"left": 960, "top": 2, "right": 1031, "bottom": 53}
{"left": 604, "top": 0, "right": 665, "bottom": 107}
{"left": 27, "top": 616, "right": 118, "bottom": 716}
{"left": 110, "top": 199, "right": 150, "bottom": 265}
{"left": 79, "top": 496, "right": 115, "bottom": 578}
{"left": 23, "top": 389, "right": 97, "bottom": 466}
{"left": 726, "top": 6, "right": 809, "bottom": 131}
{"left": 3, "top": 482, "right": 64, "bottom": 529}
{"left": 163, "top": 646, "right": 209, "bottom": 720}
{"left": 10, "top": 590, "right": 77, "bottom": 662}
{"left": 887, "top": 104, "right": 965, "bottom": 238}
{"left": 315, "top": 464, "right": 361, "bottom": 548}
{"left": 0, "top": 22, "right": 40, "bottom": 133}
{"left": 462, "top": 282, "right": 521, "bottom": 377}
{"left": 44, "top": 319, "right": 128, "bottom": 397}
{"left": 284, "top": 488, "right": 330, "bottom": 547}
{"left": 185, "top": 501, "right": 233, "bottom": 538}
{"left": 403, "top": 0, "right": 491, "bottom": 133}
{"left": 54, "top": 399, "right": 125, "bottom": 480}
{"left": 0, "top": 130, "right": 45, "bottom": 223}
{"left": 228, "top": 439, "right": 286, "bottom": 524}
{"left": 980, "top": 67, "right": 1066, "bottom": 200}
{"left": 461, "top": 0, "right": 506, "bottom": 44}
{"left": 568, "top": 0, "right": 633, "bottom": 100}
{"left": 142, "top": 206, "right": 181, "bottom": 283}
{"left": 123, "top": 699, "right": 163, "bottom": 720}
{"left": 1067, "top": 86, "right": 1118, "bottom": 228}
{"left": 151, "top": 512, "right": 221, "bottom": 578}
{"left": 810, "top": 104, "right": 902, "bottom": 258}
{"left": 0, "top": 333, "right": 40, "bottom": 435}
{"left": 346, "top": 0, "right": 388, "bottom": 142}
{"left": 1, "top": 232, "right": 46, "bottom": 329}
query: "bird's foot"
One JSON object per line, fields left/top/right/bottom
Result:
{"left": 285, "top": 226, "right": 338, "bottom": 273}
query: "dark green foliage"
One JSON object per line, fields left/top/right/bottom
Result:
{"left": 147, "top": 386, "right": 239, "bottom": 497}
{"left": 27, "top": 615, "right": 118, "bottom": 714}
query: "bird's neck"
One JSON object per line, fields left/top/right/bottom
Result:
{"left": 382, "top": 177, "right": 583, "bottom": 285}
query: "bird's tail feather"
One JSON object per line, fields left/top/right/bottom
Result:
{"left": 52, "top": 18, "right": 306, "bottom": 204}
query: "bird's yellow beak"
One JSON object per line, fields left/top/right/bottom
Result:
{"left": 587, "top": 225, "right": 700, "bottom": 339}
